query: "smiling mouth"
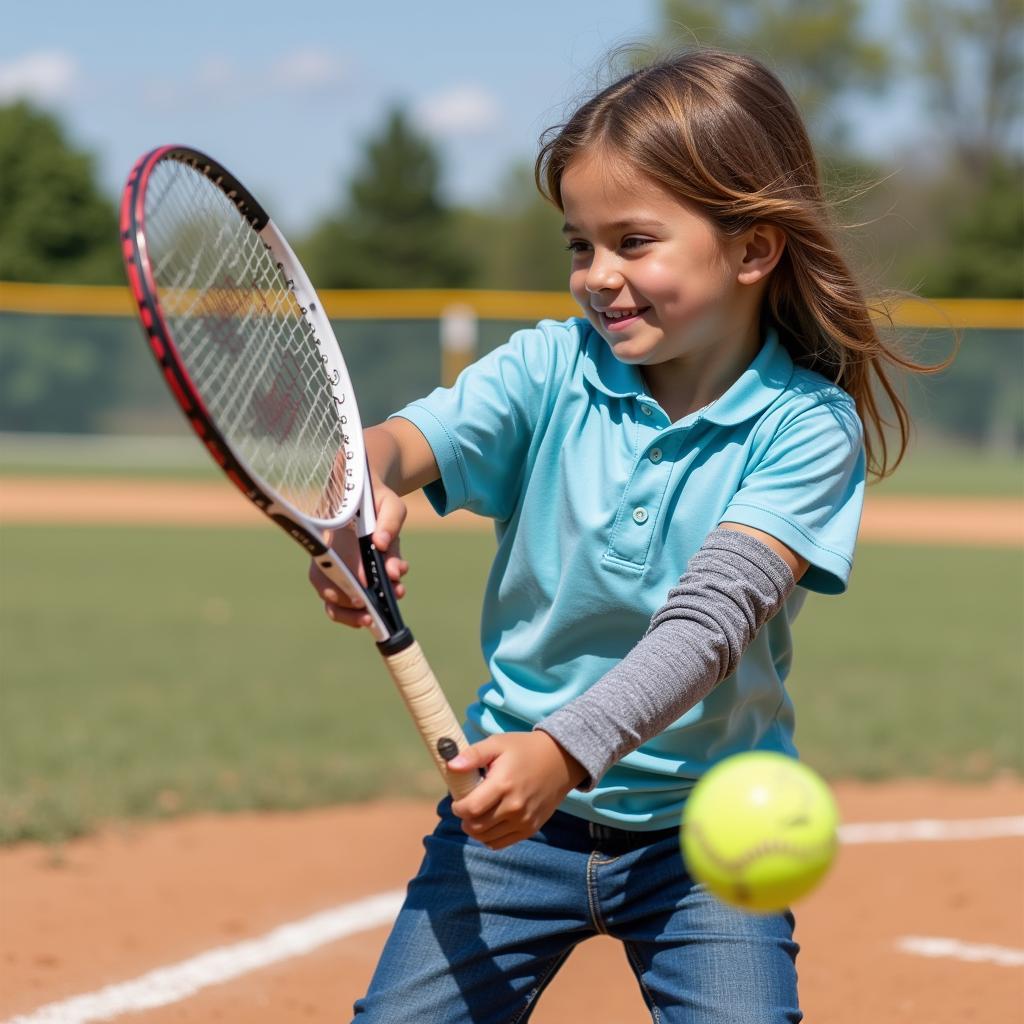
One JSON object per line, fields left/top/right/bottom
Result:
{"left": 599, "top": 307, "right": 650, "bottom": 330}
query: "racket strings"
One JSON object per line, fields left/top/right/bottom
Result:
{"left": 144, "top": 160, "right": 351, "bottom": 520}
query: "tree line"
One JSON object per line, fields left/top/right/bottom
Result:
{"left": 2, "top": 0, "right": 1021, "bottom": 298}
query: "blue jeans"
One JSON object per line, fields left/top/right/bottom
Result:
{"left": 353, "top": 797, "right": 801, "bottom": 1023}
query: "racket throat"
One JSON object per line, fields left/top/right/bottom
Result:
{"left": 359, "top": 536, "right": 412, "bottom": 654}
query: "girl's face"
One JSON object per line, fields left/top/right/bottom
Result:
{"left": 560, "top": 150, "right": 766, "bottom": 404}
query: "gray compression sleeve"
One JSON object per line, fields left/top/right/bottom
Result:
{"left": 536, "top": 527, "right": 797, "bottom": 791}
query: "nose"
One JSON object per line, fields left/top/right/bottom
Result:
{"left": 584, "top": 251, "right": 624, "bottom": 295}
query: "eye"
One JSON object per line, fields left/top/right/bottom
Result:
{"left": 564, "top": 240, "right": 590, "bottom": 254}
{"left": 621, "top": 236, "right": 652, "bottom": 251}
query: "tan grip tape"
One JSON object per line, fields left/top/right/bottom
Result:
{"left": 381, "top": 640, "right": 479, "bottom": 799}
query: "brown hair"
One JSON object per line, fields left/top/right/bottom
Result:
{"left": 536, "top": 48, "right": 948, "bottom": 480}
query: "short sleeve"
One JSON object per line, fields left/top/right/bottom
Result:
{"left": 391, "top": 324, "right": 565, "bottom": 522}
{"left": 721, "top": 396, "right": 865, "bottom": 594}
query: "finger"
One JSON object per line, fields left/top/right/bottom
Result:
{"left": 313, "top": 536, "right": 371, "bottom": 596}
{"left": 448, "top": 744, "right": 502, "bottom": 810}
{"left": 324, "top": 602, "right": 373, "bottom": 629}
{"left": 320, "top": 579, "right": 365, "bottom": 608}
{"left": 451, "top": 778, "right": 502, "bottom": 821}
{"left": 310, "top": 566, "right": 365, "bottom": 610}
{"left": 446, "top": 739, "right": 497, "bottom": 774}
{"left": 309, "top": 563, "right": 358, "bottom": 606}
{"left": 458, "top": 804, "right": 511, "bottom": 839}
{"left": 373, "top": 491, "right": 407, "bottom": 552}
{"left": 384, "top": 555, "right": 408, "bottom": 583}
{"left": 476, "top": 827, "right": 523, "bottom": 849}
{"left": 308, "top": 560, "right": 331, "bottom": 594}
{"left": 462, "top": 816, "right": 512, "bottom": 844}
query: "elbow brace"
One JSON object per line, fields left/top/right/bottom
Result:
{"left": 537, "top": 527, "right": 797, "bottom": 790}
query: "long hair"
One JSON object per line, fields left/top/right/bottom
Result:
{"left": 536, "top": 48, "right": 947, "bottom": 480}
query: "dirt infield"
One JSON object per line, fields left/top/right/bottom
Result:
{"left": 1, "top": 781, "right": 1022, "bottom": 1023}
{"left": 1, "top": 477, "right": 1022, "bottom": 546}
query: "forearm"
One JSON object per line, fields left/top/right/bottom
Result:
{"left": 365, "top": 419, "right": 440, "bottom": 496}
{"left": 537, "top": 528, "right": 797, "bottom": 790}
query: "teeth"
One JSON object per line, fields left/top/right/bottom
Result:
{"left": 606, "top": 309, "right": 637, "bottom": 320}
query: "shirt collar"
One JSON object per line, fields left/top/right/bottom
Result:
{"left": 579, "top": 320, "right": 645, "bottom": 399}
{"left": 580, "top": 320, "right": 794, "bottom": 427}
{"left": 701, "top": 328, "right": 794, "bottom": 426}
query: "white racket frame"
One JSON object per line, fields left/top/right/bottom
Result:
{"left": 121, "top": 146, "right": 479, "bottom": 797}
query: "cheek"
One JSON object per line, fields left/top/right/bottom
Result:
{"left": 633, "top": 261, "right": 688, "bottom": 305}
{"left": 642, "top": 252, "right": 729, "bottom": 308}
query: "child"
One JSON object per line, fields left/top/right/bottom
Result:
{"left": 311, "top": 48, "right": 923, "bottom": 1023}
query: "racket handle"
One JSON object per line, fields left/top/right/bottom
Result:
{"left": 380, "top": 640, "right": 481, "bottom": 799}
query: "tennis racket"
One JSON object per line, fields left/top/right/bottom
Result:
{"left": 120, "top": 144, "right": 477, "bottom": 799}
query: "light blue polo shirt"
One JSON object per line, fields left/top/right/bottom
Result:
{"left": 395, "top": 317, "right": 864, "bottom": 830}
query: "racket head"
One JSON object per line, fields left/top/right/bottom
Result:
{"left": 119, "top": 148, "right": 475, "bottom": 785}
{"left": 119, "top": 145, "right": 369, "bottom": 534}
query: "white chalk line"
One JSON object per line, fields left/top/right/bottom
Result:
{"left": 839, "top": 815, "right": 1024, "bottom": 844}
{"left": 897, "top": 936, "right": 1024, "bottom": 968}
{"left": 4, "top": 814, "right": 1023, "bottom": 1024}
{"left": 1, "top": 891, "right": 405, "bottom": 1024}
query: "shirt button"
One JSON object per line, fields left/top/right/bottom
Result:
{"left": 639, "top": 404, "right": 654, "bottom": 417}
{"left": 632, "top": 507, "right": 649, "bottom": 524}
{"left": 649, "top": 447, "right": 663, "bottom": 463}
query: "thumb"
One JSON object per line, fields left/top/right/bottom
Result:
{"left": 446, "top": 739, "right": 499, "bottom": 772}
{"left": 373, "top": 488, "right": 407, "bottom": 553}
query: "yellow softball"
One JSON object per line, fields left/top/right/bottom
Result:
{"left": 680, "top": 751, "right": 839, "bottom": 914}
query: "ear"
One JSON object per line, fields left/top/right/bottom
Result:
{"left": 736, "top": 224, "right": 786, "bottom": 286}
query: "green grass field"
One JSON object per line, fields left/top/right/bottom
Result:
{"left": 869, "top": 447, "right": 1023, "bottom": 497}
{"left": 0, "top": 435, "right": 220, "bottom": 480}
{"left": 1, "top": 524, "right": 1021, "bottom": 843}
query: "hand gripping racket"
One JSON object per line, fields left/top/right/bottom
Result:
{"left": 120, "top": 145, "right": 477, "bottom": 798}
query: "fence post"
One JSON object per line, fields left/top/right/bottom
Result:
{"left": 440, "top": 304, "right": 478, "bottom": 387}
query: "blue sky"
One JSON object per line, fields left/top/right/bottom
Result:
{"left": 5, "top": 0, "right": 921, "bottom": 235}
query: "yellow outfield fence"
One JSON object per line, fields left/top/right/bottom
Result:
{"left": 0, "top": 282, "right": 1022, "bottom": 329}
{"left": 1, "top": 283, "right": 1020, "bottom": 438}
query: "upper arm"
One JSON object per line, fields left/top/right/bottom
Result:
{"left": 718, "top": 522, "right": 810, "bottom": 583}
{"left": 720, "top": 396, "right": 865, "bottom": 594}
{"left": 390, "top": 326, "right": 565, "bottom": 520}
{"left": 365, "top": 418, "right": 440, "bottom": 496}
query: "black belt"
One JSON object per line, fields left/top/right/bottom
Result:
{"left": 544, "top": 810, "right": 680, "bottom": 854}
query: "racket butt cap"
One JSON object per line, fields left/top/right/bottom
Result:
{"left": 437, "top": 737, "right": 460, "bottom": 763}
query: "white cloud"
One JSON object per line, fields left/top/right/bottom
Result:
{"left": 139, "top": 50, "right": 346, "bottom": 112}
{"left": 0, "top": 51, "right": 77, "bottom": 104}
{"left": 270, "top": 50, "right": 348, "bottom": 91}
{"left": 415, "top": 85, "right": 500, "bottom": 137}
{"left": 196, "top": 55, "right": 239, "bottom": 91}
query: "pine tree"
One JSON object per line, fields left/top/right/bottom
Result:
{"left": 302, "top": 108, "right": 471, "bottom": 288}
{"left": 0, "top": 101, "right": 121, "bottom": 284}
